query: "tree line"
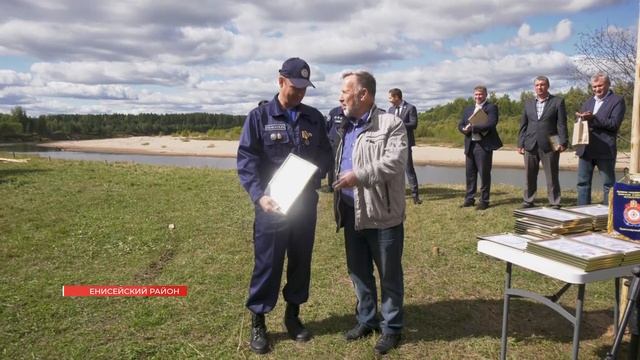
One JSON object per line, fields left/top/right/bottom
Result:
{"left": 0, "top": 83, "right": 633, "bottom": 149}
{"left": 0, "top": 108, "right": 245, "bottom": 140}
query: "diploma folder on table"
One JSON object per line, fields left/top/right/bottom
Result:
{"left": 265, "top": 153, "right": 318, "bottom": 215}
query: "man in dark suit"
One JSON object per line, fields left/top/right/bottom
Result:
{"left": 575, "top": 72, "right": 626, "bottom": 205}
{"left": 324, "top": 106, "right": 345, "bottom": 192}
{"left": 458, "top": 85, "right": 503, "bottom": 210}
{"left": 388, "top": 88, "right": 421, "bottom": 204}
{"left": 518, "top": 75, "right": 568, "bottom": 209}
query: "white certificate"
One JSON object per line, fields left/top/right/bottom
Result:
{"left": 265, "top": 153, "right": 318, "bottom": 215}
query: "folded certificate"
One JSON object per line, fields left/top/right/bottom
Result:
{"left": 468, "top": 109, "right": 488, "bottom": 126}
{"left": 265, "top": 153, "right": 318, "bottom": 215}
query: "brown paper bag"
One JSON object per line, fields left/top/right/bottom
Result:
{"left": 572, "top": 117, "right": 589, "bottom": 146}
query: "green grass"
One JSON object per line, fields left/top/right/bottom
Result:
{"left": 0, "top": 155, "right": 629, "bottom": 359}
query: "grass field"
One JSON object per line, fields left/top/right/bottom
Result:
{"left": 0, "top": 155, "right": 630, "bottom": 359}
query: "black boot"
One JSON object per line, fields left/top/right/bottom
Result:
{"left": 284, "top": 303, "right": 312, "bottom": 342}
{"left": 250, "top": 313, "right": 269, "bottom": 354}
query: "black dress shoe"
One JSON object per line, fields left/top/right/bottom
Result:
{"left": 374, "top": 333, "right": 402, "bottom": 355}
{"left": 475, "top": 202, "right": 489, "bottom": 210}
{"left": 521, "top": 202, "right": 534, "bottom": 209}
{"left": 550, "top": 204, "right": 561, "bottom": 209}
{"left": 460, "top": 201, "right": 474, "bottom": 208}
{"left": 284, "top": 303, "right": 312, "bottom": 342}
{"left": 413, "top": 197, "right": 422, "bottom": 205}
{"left": 344, "top": 323, "right": 377, "bottom": 341}
{"left": 250, "top": 313, "right": 270, "bottom": 354}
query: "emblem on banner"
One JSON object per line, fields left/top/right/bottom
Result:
{"left": 624, "top": 200, "right": 640, "bottom": 226}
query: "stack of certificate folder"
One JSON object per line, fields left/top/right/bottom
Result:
{"left": 526, "top": 232, "right": 640, "bottom": 271}
{"left": 513, "top": 207, "right": 593, "bottom": 238}
{"left": 476, "top": 233, "right": 534, "bottom": 251}
{"left": 563, "top": 204, "right": 610, "bottom": 231}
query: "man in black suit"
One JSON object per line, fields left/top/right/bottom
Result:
{"left": 324, "top": 106, "right": 345, "bottom": 192}
{"left": 458, "top": 85, "right": 503, "bottom": 210}
{"left": 575, "top": 72, "right": 626, "bottom": 205}
{"left": 518, "top": 75, "right": 568, "bottom": 209}
{"left": 388, "top": 88, "right": 421, "bottom": 204}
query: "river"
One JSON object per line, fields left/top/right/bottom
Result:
{"left": 0, "top": 143, "right": 618, "bottom": 189}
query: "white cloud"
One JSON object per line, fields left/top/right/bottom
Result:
{"left": 0, "top": 70, "right": 31, "bottom": 87}
{"left": 453, "top": 19, "right": 574, "bottom": 60}
{"left": 0, "top": 0, "right": 630, "bottom": 115}
{"left": 31, "top": 62, "right": 193, "bottom": 86}
{"left": 512, "top": 19, "right": 573, "bottom": 49}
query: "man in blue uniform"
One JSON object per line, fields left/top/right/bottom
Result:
{"left": 237, "top": 57, "right": 332, "bottom": 354}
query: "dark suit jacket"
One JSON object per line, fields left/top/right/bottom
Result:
{"left": 575, "top": 91, "right": 626, "bottom": 160}
{"left": 388, "top": 101, "right": 418, "bottom": 147}
{"left": 518, "top": 95, "right": 568, "bottom": 153}
{"left": 457, "top": 102, "right": 503, "bottom": 155}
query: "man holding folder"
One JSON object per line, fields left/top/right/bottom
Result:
{"left": 457, "top": 85, "right": 503, "bottom": 210}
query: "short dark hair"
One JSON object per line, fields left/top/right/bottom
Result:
{"left": 388, "top": 88, "right": 403, "bottom": 99}
{"left": 473, "top": 85, "right": 487, "bottom": 94}
{"left": 342, "top": 70, "right": 376, "bottom": 97}
{"left": 534, "top": 75, "right": 550, "bottom": 87}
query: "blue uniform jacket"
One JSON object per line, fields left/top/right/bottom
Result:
{"left": 237, "top": 96, "right": 332, "bottom": 204}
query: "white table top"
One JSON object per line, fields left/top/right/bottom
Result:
{"left": 478, "top": 240, "right": 637, "bottom": 284}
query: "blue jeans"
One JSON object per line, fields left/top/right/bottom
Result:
{"left": 577, "top": 157, "right": 616, "bottom": 205}
{"left": 341, "top": 201, "right": 404, "bottom": 335}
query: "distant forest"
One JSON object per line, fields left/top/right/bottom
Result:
{"left": 0, "top": 109, "right": 245, "bottom": 141}
{"left": 0, "top": 85, "right": 633, "bottom": 149}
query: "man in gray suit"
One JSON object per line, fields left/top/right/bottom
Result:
{"left": 388, "top": 88, "right": 421, "bottom": 204}
{"left": 517, "top": 76, "right": 568, "bottom": 209}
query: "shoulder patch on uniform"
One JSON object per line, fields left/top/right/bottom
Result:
{"left": 265, "top": 123, "right": 287, "bottom": 131}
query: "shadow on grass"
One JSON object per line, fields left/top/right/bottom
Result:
{"left": 414, "top": 186, "right": 525, "bottom": 208}
{"left": 305, "top": 299, "right": 614, "bottom": 345}
{"left": 414, "top": 186, "right": 465, "bottom": 201}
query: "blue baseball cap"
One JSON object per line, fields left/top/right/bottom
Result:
{"left": 279, "top": 57, "right": 315, "bottom": 88}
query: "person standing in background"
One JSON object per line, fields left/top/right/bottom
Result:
{"left": 458, "top": 85, "right": 503, "bottom": 210}
{"left": 575, "top": 72, "right": 626, "bottom": 205}
{"left": 388, "top": 88, "right": 422, "bottom": 204}
{"left": 324, "top": 106, "right": 345, "bottom": 192}
{"left": 517, "top": 75, "right": 568, "bottom": 209}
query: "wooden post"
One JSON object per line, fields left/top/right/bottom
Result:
{"left": 630, "top": 16, "right": 640, "bottom": 173}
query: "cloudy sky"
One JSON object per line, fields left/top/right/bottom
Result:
{"left": 0, "top": 0, "right": 637, "bottom": 116}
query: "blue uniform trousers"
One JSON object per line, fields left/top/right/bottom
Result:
{"left": 246, "top": 191, "right": 318, "bottom": 314}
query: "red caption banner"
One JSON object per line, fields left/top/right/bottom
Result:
{"left": 62, "top": 285, "right": 188, "bottom": 297}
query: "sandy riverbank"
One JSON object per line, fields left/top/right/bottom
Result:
{"left": 39, "top": 136, "right": 630, "bottom": 171}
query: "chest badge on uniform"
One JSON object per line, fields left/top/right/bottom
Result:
{"left": 301, "top": 130, "right": 312, "bottom": 145}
